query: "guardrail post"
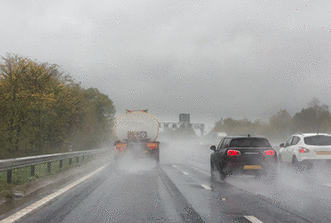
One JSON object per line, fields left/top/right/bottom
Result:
{"left": 7, "top": 170, "right": 12, "bottom": 184}
{"left": 31, "top": 165, "right": 35, "bottom": 176}
{"left": 47, "top": 162, "right": 51, "bottom": 173}
{"left": 0, "top": 150, "right": 104, "bottom": 182}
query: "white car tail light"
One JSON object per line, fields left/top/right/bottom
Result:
{"left": 299, "top": 147, "right": 310, "bottom": 153}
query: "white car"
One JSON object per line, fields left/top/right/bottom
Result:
{"left": 279, "top": 133, "right": 331, "bottom": 169}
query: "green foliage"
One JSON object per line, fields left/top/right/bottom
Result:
{"left": 0, "top": 54, "right": 116, "bottom": 159}
{"left": 67, "top": 87, "right": 116, "bottom": 150}
{"left": 293, "top": 98, "right": 331, "bottom": 133}
{"left": 212, "top": 118, "right": 268, "bottom": 137}
{"left": 269, "top": 109, "right": 292, "bottom": 140}
{"left": 211, "top": 98, "right": 331, "bottom": 141}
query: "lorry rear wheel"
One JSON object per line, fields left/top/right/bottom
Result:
{"left": 155, "top": 153, "right": 160, "bottom": 164}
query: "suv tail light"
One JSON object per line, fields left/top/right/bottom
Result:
{"left": 227, "top": 150, "right": 241, "bottom": 156}
{"left": 263, "top": 150, "right": 275, "bottom": 156}
{"left": 299, "top": 147, "right": 310, "bottom": 153}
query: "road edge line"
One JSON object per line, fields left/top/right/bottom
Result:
{"left": 244, "top": 215, "right": 263, "bottom": 223}
{"left": 1, "top": 165, "right": 107, "bottom": 223}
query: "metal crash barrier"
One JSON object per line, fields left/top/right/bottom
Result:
{"left": 0, "top": 148, "right": 109, "bottom": 184}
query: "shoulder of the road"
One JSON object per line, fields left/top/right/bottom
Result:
{"left": 1, "top": 166, "right": 107, "bottom": 223}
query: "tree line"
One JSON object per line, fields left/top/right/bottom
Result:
{"left": 210, "top": 97, "right": 331, "bottom": 142}
{"left": 0, "top": 54, "right": 116, "bottom": 159}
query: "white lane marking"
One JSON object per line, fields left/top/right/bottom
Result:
{"left": 187, "top": 164, "right": 209, "bottom": 174}
{"left": 201, "top": 184, "right": 212, "bottom": 190}
{"left": 172, "top": 165, "right": 188, "bottom": 175}
{"left": 244, "top": 215, "right": 264, "bottom": 223}
{"left": 1, "top": 165, "right": 107, "bottom": 223}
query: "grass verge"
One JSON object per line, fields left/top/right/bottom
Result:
{"left": 0, "top": 156, "right": 88, "bottom": 198}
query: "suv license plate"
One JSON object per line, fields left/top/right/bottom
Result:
{"left": 244, "top": 165, "right": 261, "bottom": 170}
{"left": 316, "top": 151, "right": 331, "bottom": 155}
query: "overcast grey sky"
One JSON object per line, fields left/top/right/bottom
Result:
{"left": 1, "top": 0, "right": 331, "bottom": 130}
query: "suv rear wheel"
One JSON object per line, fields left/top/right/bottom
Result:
{"left": 220, "top": 170, "right": 227, "bottom": 181}
{"left": 210, "top": 162, "right": 215, "bottom": 178}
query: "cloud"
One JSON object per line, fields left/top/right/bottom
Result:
{"left": 1, "top": 0, "right": 331, "bottom": 126}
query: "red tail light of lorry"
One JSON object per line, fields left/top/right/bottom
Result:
{"left": 116, "top": 143, "right": 127, "bottom": 151}
{"left": 147, "top": 143, "right": 158, "bottom": 150}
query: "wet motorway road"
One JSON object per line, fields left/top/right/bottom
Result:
{"left": 4, "top": 140, "right": 331, "bottom": 222}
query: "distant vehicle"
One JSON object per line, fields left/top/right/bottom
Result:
{"left": 279, "top": 133, "right": 331, "bottom": 169}
{"left": 210, "top": 135, "right": 277, "bottom": 180}
{"left": 114, "top": 109, "right": 160, "bottom": 163}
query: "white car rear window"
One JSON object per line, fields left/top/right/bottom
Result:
{"left": 304, "top": 135, "right": 331, "bottom": 146}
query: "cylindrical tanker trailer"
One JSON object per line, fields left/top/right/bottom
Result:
{"left": 114, "top": 109, "right": 160, "bottom": 162}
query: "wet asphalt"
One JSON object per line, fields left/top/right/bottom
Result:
{"left": 9, "top": 140, "right": 331, "bottom": 223}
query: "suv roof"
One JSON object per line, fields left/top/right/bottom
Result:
{"left": 224, "top": 135, "right": 267, "bottom": 139}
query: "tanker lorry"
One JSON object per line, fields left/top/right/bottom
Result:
{"left": 114, "top": 109, "right": 160, "bottom": 162}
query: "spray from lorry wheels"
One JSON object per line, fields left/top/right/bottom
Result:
{"left": 114, "top": 110, "right": 160, "bottom": 164}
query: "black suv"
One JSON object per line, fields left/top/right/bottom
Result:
{"left": 210, "top": 135, "right": 277, "bottom": 180}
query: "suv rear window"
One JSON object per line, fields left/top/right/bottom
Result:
{"left": 304, "top": 135, "right": 331, "bottom": 146}
{"left": 230, "top": 138, "right": 271, "bottom": 147}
